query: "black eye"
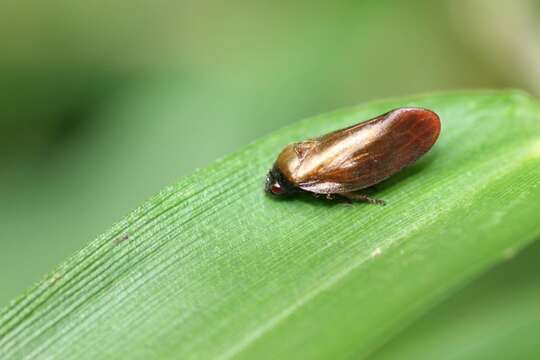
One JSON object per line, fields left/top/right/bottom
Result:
{"left": 271, "top": 183, "right": 283, "bottom": 195}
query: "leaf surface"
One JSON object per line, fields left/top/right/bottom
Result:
{"left": 1, "top": 90, "right": 540, "bottom": 359}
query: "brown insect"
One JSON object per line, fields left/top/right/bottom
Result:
{"left": 265, "top": 107, "right": 441, "bottom": 205}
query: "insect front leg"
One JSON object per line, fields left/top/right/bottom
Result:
{"left": 339, "top": 192, "right": 386, "bottom": 206}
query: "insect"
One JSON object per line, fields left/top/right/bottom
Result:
{"left": 265, "top": 107, "right": 441, "bottom": 205}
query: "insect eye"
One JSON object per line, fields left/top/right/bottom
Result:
{"left": 271, "top": 183, "right": 283, "bottom": 195}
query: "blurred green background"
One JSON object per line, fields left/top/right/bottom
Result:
{"left": 1, "top": 0, "right": 539, "bottom": 316}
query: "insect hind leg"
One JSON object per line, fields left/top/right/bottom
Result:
{"left": 339, "top": 192, "right": 386, "bottom": 206}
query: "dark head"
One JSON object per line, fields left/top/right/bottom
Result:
{"left": 265, "top": 167, "right": 297, "bottom": 197}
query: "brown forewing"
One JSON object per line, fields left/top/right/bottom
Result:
{"left": 293, "top": 108, "right": 441, "bottom": 194}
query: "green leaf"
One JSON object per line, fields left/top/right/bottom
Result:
{"left": 1, "top": 90, "right": 540, "bottom": 359}
{"left": 371, "top": 238, "right": 540, "bottom": 360}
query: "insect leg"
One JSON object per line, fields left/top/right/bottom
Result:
{"left": 339, "top": 192, "right": 386, "bottom": 206}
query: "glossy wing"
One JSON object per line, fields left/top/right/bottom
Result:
{"left": 295, "top": 108, "right": 440, "bottom": 194}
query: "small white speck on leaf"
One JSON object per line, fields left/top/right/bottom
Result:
{"left": 49, "top": 273, "right": 63, "bottom": 285}
{"left": 370, "top": 247, "right": 382, "bottom": 258}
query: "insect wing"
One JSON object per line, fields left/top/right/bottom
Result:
{"left": 296, "top": 108, "right": 440, "bottom": 194}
